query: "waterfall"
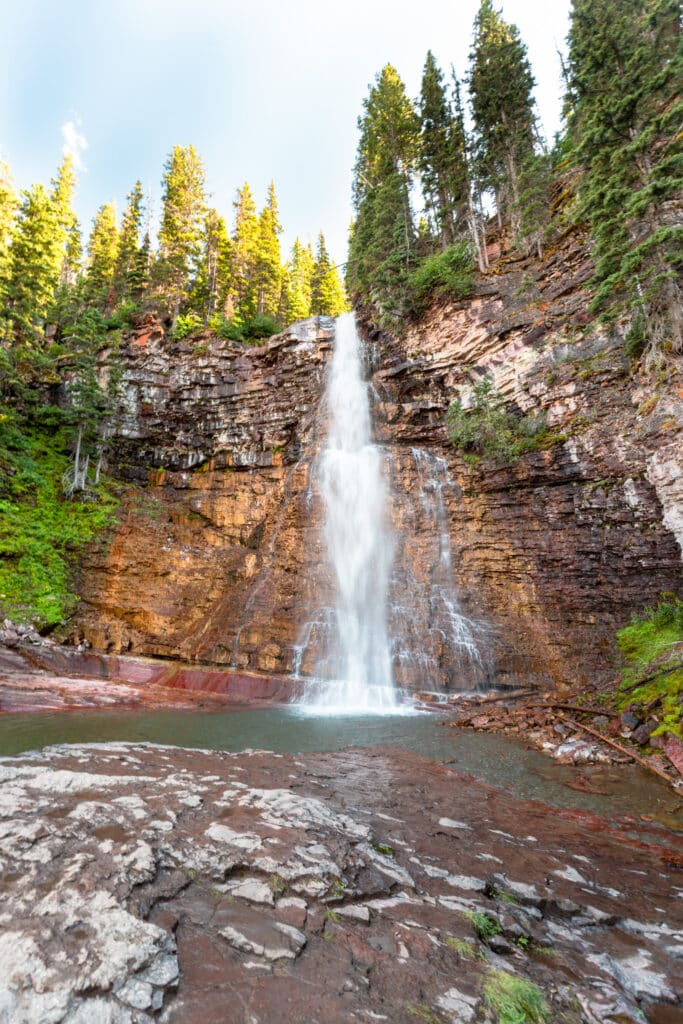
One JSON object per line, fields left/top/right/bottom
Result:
{"left": 295, "top": 312, "right": 488, "bottom": 711}
{"left": 299, "top": 312, "right": 398, "bottom": 712}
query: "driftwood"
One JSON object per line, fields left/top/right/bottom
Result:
{"left": 560, "top": 714, "right": 675, "bottom": 786}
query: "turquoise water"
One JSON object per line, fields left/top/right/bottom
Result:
{"left": 0, "top": 705, "right": 679, "bottom": 827}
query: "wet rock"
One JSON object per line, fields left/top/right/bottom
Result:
{"left": 620, "top": 711, "right": 641, "bottom": 732}
{"left": 632, "top": 719, "right": 658, "bottom": 746}
{"left": 0, "top": 742, "right": 681, "bottom": 1023}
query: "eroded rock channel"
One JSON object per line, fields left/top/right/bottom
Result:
{"left": 1, "top": 742, "right": 681, "bottom": 1023}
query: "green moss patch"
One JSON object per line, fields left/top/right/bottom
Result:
{"left": 616, "top": 598, "right": 683, "bottom": 738}
{"left": 0, "top": 420, "right": 119, "bottom": 628}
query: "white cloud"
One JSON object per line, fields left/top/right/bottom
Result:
{"left": 61, "top": 119, "right": 88, "bottom": 172}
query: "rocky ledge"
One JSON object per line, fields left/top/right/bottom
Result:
{"left": 1, "top": 743, "right": 681, "bottom": 1023}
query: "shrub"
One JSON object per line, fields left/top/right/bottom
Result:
{"left": 446, "top": 378, "right": 559, "bottom": 463}
{"left": 408, "top": 242, "right": 474, "bottom": 311}
{"left": 464, "top": 910, "right": 501, "bottom": 940}
{"left": 106, "top": 301, "right": 140, "bottom": 330}
{"left": 484, "top": 970, "right": 549, "bottom": 1024}
{"left": 242, "top": 313, "right": 282, "bottom": 342}
{"left": 210, "top": 314, "right": 281, "bottom": 344}
{"left": 172, "top": 311, "right": 203, "bottom": 339}
{"left": 211, "top": 315, "right": 245, "bottom": 341}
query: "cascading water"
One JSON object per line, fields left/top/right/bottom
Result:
{"left": 299, "top": 312, "right": 398, "bottom": 712}
{"left": 295, "top": 312, "right": 489, "bottom": 709}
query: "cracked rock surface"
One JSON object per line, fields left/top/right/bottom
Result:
{"left": 0, "top": 742, "right": 681, "bottom": 1023}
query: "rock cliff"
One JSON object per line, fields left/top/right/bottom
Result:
{"left": 71, "top": 236, "right": 682, "bottom": 690}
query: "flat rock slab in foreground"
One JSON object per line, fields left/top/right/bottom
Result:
{"left": 0, "top": 744, "right": 681, "bottom": 1023}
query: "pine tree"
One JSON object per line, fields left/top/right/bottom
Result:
{"left": 349, "top": 65, "right": 420, "bottom": 322}
{"left": 567, "top": 0, "right": 682, "bottom": 357}
{"left": 348, "top": 171, "right": 415, "bottom": 324}
{"left": 113, "top": 180, "right": 144, "bottom": 304}
{"left": 255, "top": 182, "right": 283, "bottom": 317}
{"left": 192, "top": 208, "right": 232, "bottom": 324}
{"left": 231, "top": 182, "right": 260, "bottom": 320}
{"left": 155, "top": 145, "right": 206, "bottom": 327}
{"left": 310, "top": 232, "right": 347, "bottom": 316}
{"left": 468, "top": 0, "right": 538, "bottom": 234}
{"left": 0, "top": 160, "right": 18, "bottom": 304}
{"left": 84, "top": 202, "right": 119, "bottom": 310}
{"left": 4, "top": 184, "right": 61, "bottom": 342}
{"left": 50, "top": 156, "right": 80, "bottom": 288}
{"left": 418, "top": 52, "right": 469, "bottom": 246}
{"left": 281, "top": 237, "right": 314, "bottom": 323}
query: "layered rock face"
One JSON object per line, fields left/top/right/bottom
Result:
{"left": 74, "top": 318, "right": 334, "bottom": 672}
{"left": 365, "top": 234, "right": 682, "bottom": 685}
{"left": 72, "top": 237, "right": 682, "bottom": 689}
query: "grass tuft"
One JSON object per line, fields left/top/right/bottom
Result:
{"left": 484, "top": 970, "right": 549, "bottom": 1024}
{"left": 464, "top": 910, "right": 502, "bottom": 940}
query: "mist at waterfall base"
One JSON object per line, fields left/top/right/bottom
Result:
{"left": 295, "top": 313, "right": 485, "bottom": 716}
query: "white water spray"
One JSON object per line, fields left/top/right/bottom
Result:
{"left": 302, "top": 313, "right": 398, "bottom": 712}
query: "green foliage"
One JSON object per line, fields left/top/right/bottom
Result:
{"left": 231, "top": 182, "right": 260, "bottom": 321}
{"left": 0, "top": 159, "right": 18, "bottom": 298}
{"left": 483, "top": 970, "right": 549, "bottom": 1024}
{"left": 255, "top": 182, "right": 283, "bottom": 319}
{"left": 469, "top": 0, "right": 538, "bottom": 229}
{"left": 3, "top": 183, "right": 61, "bottom": 341}
{"left": 84, "top": 201, "right": 119, "bottom": 310}
{"left": 154, "top": 145, "right": 207, "bottom": 325}
{"left": 348, "top": 65, "right": 419, "bottom": 323}
{"left": 310, "top": 232, "right": 348, "bottom": 316}
{"left": 242, "top": 313, "right": 281, "bottom": 341}
{"left": 172, "top": 311, "right": 204, "bottom": 339}
{"left": 281, "top": 237, "right": 314, "bottom": 323}
{"left": 616, "top": 598, "right": 683, "bottom": 737}
{"left": 348, "top": 171, "right": 416, "bottom": 326}
{"left": 566, "top": 0, "right": 683, "bottom": 358}
{"left": 407, "top": 242, "right": 474, "bottom": 310}
{"left": 464, "top": 910, "right": 501, "bottom": 940}
{"left": 113, "top": 180, "right": 146, "bottom": 304}
{"left": 191, "top": 208, "right": 232, "bottom": 325}
{"left": 418, "top": 52, "right": 470, "bottom": 245}
{"left": 447, "top": 378, "right": 562, "bottom": 462}
{"left": 0, "top": 424, "right": 118, "bottom": 627}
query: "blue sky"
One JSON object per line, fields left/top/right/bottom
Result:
{"left": 1, "top": 0, "right": 571, "bottom": 265}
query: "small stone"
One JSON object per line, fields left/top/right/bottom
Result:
{"left": 336, "top": 904, "right": 371, "bottom": 923}
{"left": 620, "top": 712, "right": 640, "bottom": 732}
{"left": 631, "top": 720, "right": 657, "bottom": 746}
{"left": 230, "top": 879, "right": 274, "bottom": 906}
{"left": 487, "top": 934, "right": 516, "bottom": 955}
{"left": 117, "top": 978, "right": 154, "bottom": 1010}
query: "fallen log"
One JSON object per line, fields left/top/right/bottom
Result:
{"left": 559, "top": 714, "right": 675, "bottom": 786}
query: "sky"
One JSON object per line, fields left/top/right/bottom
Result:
{"left": 1, "top": 0, "right": 571, "bottom": 265}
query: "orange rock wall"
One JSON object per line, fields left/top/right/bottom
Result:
{"left": 72, "top": 245, "right": 683, "bottom": 689}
